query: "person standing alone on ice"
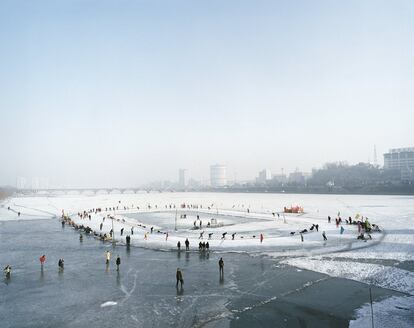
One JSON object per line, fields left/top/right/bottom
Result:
{"left": 260, "top": 234, "right": 264, "bottom": 243}
{"left": 116, "top": 256, "right": 121, "bottom": 271}
{"left": 4, "top": 265, "right": 11, "bottom": 278}
{"left": 219, "top": 257, "right": 224, "bottom": 275}
{"left": 106, "top": 251, "right": 111, "bottom": 264}
{"left": 39, "top": 255, "right": 46, "bottom": 268}
{"left": 176, "top": 268, "right": 184, "bottom": 288}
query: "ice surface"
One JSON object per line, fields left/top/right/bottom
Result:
{"left": 1, "top": 192, "right": 413, "bottom": 326}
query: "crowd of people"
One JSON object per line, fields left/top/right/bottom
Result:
{"left": 289, "top": 214, "right": 380, "bottom": 243}
{"left": 4, "top": 202, "right": 381, "bottom": 285}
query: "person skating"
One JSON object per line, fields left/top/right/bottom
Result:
{"left": 177, "top": 241, "right": 181, "bottom": 251}
{"left": 300, "top": 233, "right": 304, "bottom": 242}
{"left": 219, "top": 258, "right": 224, "bottom": 275}
{"left": 221, "top": 232, "right": 227, "bottom": 240}
{"left": 208, "top": 233, "right": 213, "bottom": 240}
{"left": 106, "top": 251, "right": 111, "bottom": 264}
{"left": 322, "top": 231, "right": 327, "bottom": 241}
{"left": 79, "top": 234, "right": 83, "bottom": 242}
{"left": 120, "top": 228, "right": 124, "bottom": 236}
{"left": 206, "top": 242, "right": 210, "bottom": 251}
{"left": 100, "top": 223, "right": 103, "bottom": 231}
{"left": 126, "top": 235, "right": 131, "bottom": 246}
{"left": 116, "top": 256, "right": 121, "bottom": 271}
{"left": 185, "top": 238, "right": 190, "bottom": 251}
{"left": 176, "top": 268, "right": 184, "bottom": 288}
{"left": 260, "top": 233, "right": 264, "bottom": 243}
{"left": 231, "top": 233, "right": 236, "bottom": 240}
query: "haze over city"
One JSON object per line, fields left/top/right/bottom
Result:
{"left": 1, "top": 0, "right": 412, "bottom": 188}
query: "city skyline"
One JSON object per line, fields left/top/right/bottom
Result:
{"left": 1, "top": 0, "right": 413, "bottom": 188}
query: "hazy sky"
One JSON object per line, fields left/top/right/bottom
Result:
{"left": 0, "top": 0, "right": 413, "bottom": 188}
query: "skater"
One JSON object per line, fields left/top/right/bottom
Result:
{"left": 260, "top": 233, "right": 264, "bottom": 243}
{"left": 126, "top": 235, "right": 131, "bottom": 246}
{"left": 100, "top": 223, "right": 103, "bottom": 231}
{"left": 219, "top": 258, "right": 224, "bottom": 275}
{"left": 176, "top": 268, "right": 184, "bottom": 288}
{"left": 177, "top": 241, "right": 181, "bottom": 250}
{"left": 151, "top": 227, "right": 154, "bottom": 234}
{"left": 116, "top": 256, "right": 121, "bottom": 271}
{"left": 131, "top": 227, "right": 134, "bottom": 235}
{"left": 79, "top": 234, "right": 83, "bottom": 241}
{"left": 315, "top": 224, "right": 319, "bottom": 232}
{"left": 322, "top": 231, "right": 327, "bottom": 241}
{"left": 58, "top": 258, "right": 64, "bottom": 270}
{"left": 300, "top": 233, "right": 304, "bottom": 242}
{"left": 221, "top": 232, "right": 227, "bottom": 240}
{"left": 185, "top": 238, "right": 190, "bottom": 251}
{"left": 199, "top": 231, "right": 204, "bottom": 239}
{"left": 106, "top": 251, "right": 111, "bottom": 264}
{"left": 39, "top": 255, "right": 46, "bottom": 267}
{"left": 208, "top": 233, "right": 213, "bottom": 240}
{"left": 3, "top": 265, "right": 11, "bottom": 278}
{"left": 206, "top": 242, "right": 209, "bottom": 251}
{"left": 120, "top": 228, "right": 124, "bottom": 236}
{"left": 328, "top": 216, "right": 331, "bottom": 223}
{"left": 166, "top": 232, "right": 169, "bottom": 241}
{"left": 231, "top": 233, "right": 236, "bottom": 240}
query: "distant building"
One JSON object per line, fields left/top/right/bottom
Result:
{"left": 16, "top": 177, "right": 27, "bottom": 189}
{"left": 178, "top": 169, "right": 187, "bottom": 187}
{"left": 31, "top": 177, "right": 40, "bottom": 190}
{"left": 210, "top": 164, "right": 227, "bottom": 187}
{"left": 272, "top": 174, "right": 287, "bottom": 184}
{"left": 288, "top": 171, "right": 310, "bottom": 184}
{"left": 384, "top": 147, "right": 414, "bottom": 181}
{"left": 256, "top": 169, "right": 272, "bottom": 183}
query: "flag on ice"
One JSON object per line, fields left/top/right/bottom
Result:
{"left": 340, "top": 226, "right": 345, "bottom": 235}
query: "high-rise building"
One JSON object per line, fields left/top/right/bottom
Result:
{"left": 256, "top": 169, "right": 272, "bottom": 183}
{"left": 210, "top": 164, "right": 227, "bottom": 187}
{"left": 16, "top": 177, "right": 27, "bottom": 189}
{"left": 384, "top": 147, "right": 414, "bottom": 181}
{"left": 178, "top": 169, "right": 187, "bottom": 187}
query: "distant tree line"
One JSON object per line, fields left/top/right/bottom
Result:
{"left": 307, "top": 162, "right": 401, "bottom": 188}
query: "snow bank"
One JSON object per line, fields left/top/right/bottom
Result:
{"left": 350, "top": 295, "right": 414, "bottom": 328}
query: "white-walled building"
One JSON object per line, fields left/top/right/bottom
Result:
{"left": 256, "top": 169, "right": 272, "bottom": 183}
{"left": 178, "top": 169, "right": 187, "bottom": 187}
{"left": 210, "top": 164, "right": 227, "bottom": 187}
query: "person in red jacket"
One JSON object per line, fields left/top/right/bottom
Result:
{"left": 39, "top": 255, "right": 46, "bottom": 267}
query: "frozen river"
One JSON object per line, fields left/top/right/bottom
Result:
{"left": 1, "top": 192, "right": 414, "bottom": 327}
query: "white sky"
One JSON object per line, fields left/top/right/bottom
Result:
{"left": 0, "top": 0, "right": 413, "bottom": 187}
